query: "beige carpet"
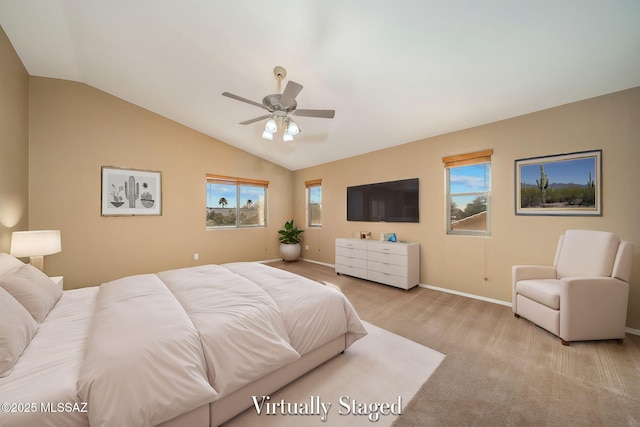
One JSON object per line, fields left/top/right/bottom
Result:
{"left": 223, "top": 321, "right": 445, "bottom": 426}
{"left": 266, "top": 261, "right": 640, "bottom": 426}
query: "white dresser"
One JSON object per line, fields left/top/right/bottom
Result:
{"left": 335, "top": 238, "right": 420, "bottom": 289}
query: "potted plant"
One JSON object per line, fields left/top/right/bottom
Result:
{"left": 278, "top": 220, "right": 304, "bottom": 261}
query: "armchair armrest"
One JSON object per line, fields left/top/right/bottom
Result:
{"left": 512, "top": 265, "right": 557, "bottom": 283}
{"left": 559, "top": 277, "right": 629, "bottom": 342}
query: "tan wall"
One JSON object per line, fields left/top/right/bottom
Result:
{"left": 28, "top": 77, "right": 293, "bottom": 288}
{"left": 294, "top": 87, "right": 640, "bottom": 329}
{"left": 0, "top": 26, "right": 29, "bottom": 251}
{"left": 5, "top": 25, "right": 639, "bottom": 329}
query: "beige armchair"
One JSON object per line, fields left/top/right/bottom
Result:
{"left": 512, "top": 230, "right": 634, "bottom": 345}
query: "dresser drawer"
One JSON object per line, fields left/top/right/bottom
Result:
{"left": 336, "top": 238, "right": 368, "bottom": 250}
{"left": 336, "top": 263, "right": 368, "bottom": 279}
{"left": 367, "top": 260, "right": 407, "bottom": 277}
{"left": 335, "top": 246, "right": 368, "bottom": 260}
{"left": 367, "top": 271, "right": 410, "bottom": 289}
{"left": 367, "top": 241, "right": 409, "bottom": 255}
{"left": 367, "top": 250, "right": 408, "bottom": 266}
{"left": 336, "top": 255, "right": 368, "bottom": 270}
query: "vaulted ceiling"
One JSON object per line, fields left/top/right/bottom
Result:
{"left": 1, "top": 1, "right": 639, "bottom": 170}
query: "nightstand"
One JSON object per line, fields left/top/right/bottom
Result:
{"left": 50, "top": 276, "right": 64, "bottom": 290}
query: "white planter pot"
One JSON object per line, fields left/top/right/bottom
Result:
{"left": 280, "top": 243, "right": 301, "bottom": 261}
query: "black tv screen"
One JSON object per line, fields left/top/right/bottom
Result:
{"left": 347, "top": 178, "right": 419, "bottom": 222}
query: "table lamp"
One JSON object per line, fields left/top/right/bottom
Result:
{"left": 10, "top": 230, "right": 62, "bottom": 271}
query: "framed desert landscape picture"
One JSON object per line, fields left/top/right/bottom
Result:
{"left": 515, "top": 150, "right": 602, "bottom": 216}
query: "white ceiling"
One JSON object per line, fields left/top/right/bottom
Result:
{"left": 1, "top": 1, "right": 639, "bottom": 171}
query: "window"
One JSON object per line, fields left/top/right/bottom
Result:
{"left": 443, "top": 150, "right": 492, "bottom": 236}
{"left": 206, "top": 175, "right": 267, "bottom": 228}
{"left": 306, "top": 179, "right": 322, "bottom": 227}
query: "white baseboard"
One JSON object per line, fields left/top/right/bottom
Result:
{"left": 258, "top": 258, "right": 284, "bottom": 264}
{"left": 419, "top": 283, "right": 512, "bottom": 307}
{"left": 626, "top": 327, "right": 640, "bottom": 336}
{"left": 258, "top": 258, "right": 336, "bottom": 268}
{"left": 269, "top": 259, "right": 640, "bottom": 337}
{"left": 301, "top": 258, "right": 336, "bottom": 268}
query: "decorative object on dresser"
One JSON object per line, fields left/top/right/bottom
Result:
{"left": 335, "top": 238, "right": 420, "bottom": 290}
{"left": 380, "top": 232, "right": 397, "bottom": 241}
{"left": 10, "top": 230, "right": 61, "bottom": 271}
{"left": 359, "top": 231, "right": 371, "bottom": 239}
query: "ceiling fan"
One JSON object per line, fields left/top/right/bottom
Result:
{"left": 222, "top": 66, "right": 335, "bottom": 141}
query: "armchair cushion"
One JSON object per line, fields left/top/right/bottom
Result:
{"left": 555, "top": 230, "right": 619, "bottom": 279}
{"left": 516, "top": 279, "right": 560, "bottom": 310}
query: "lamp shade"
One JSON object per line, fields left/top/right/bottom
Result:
{"left": 265, "top": 118, "right": 277, "bottom": 133}
{"left": 286, "top": 119, "right": 300, "bottom": 136}
{"left": 10, "top": 230, "right": 62, "bottom": 257}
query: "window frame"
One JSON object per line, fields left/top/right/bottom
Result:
{"left": 443, "top": 150, "right": 493, "bottom": 237}
{"left": 206, "top": 174, "right": 268, "bottom": 229}
{"left": 305, "top": 179, "right": 322, "bottom": 228}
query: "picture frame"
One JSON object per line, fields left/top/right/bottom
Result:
{"left": 101, "top": 166, "right": 162, "bottom": 216}
{"left": 515, "top": 149, "right": 601, "bottom": 216}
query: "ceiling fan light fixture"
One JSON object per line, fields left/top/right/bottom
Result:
{"left": 286, "top": 119, "right": 300, "bottom": 136}
{"left": 265, "top": 118, "right": 277, "bottom": 133}
{"left": 222, "top": 67, "right": 335, "bottom": 144}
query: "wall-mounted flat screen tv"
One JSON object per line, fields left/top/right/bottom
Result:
{"left": 347, "top": 178, "right": 419, "bottom": 222}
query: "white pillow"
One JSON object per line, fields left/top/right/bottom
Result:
{"left": 0, "top": 264, "right": 63, "bottom": 323}
{"left": 0, "top": 253, "right": 25, "bottom": 277}
{"left": 0, "top": 287, "right": 39, "bottom": 377}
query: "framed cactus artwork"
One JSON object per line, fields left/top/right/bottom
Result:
{"left": 515, "top": 149, "right": 602, "bottom": 216}
{"left": 101, "top": 167, "right": 162, "bottom": 216}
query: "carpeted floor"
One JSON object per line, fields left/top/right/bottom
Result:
{"left": 223, "top": 321, "right": 445, "bottom": 426}
{"left": 267, "top": 260, "right": 640, "bottom": 427}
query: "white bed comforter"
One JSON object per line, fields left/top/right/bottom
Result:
{"left": 222, "top": 262, "right": 367, "bottom": 352}
{"left": 157, "top": 264, "right": 301, "bottom": 397}
{"left": 77, "top": 274, "right": 218, "bottom": 427}
{"left": 5, "top": 263, "right": 366, "bottom": 427}
{"left": 157, "top": 263, "right": 367, "bottom": 398}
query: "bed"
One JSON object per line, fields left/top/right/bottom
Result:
{"left": 0, "top": 253, "right": 367, "bottom": 427}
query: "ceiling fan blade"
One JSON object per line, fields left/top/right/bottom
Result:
{"left": 222, "top": 92, "right": 266, "bottom": 110}
{"left": 239, "top": 114, "right": 271, "bottom": 125}
{"left": 294, "top": 109, "right": 335, "bottom": 119}
{"left": 279, "top": 81, "right": 303, "bottom": 108}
